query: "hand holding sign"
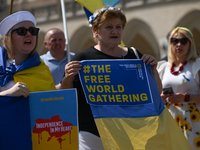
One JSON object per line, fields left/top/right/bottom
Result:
{"left": 79, "top": 59, "right": 153, "bottom": 106}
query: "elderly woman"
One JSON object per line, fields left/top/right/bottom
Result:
{"left": 61, "top": 6, "right": 161, "bottom": 150}
{"left": 0, "top": 11, "right": 56, "bottom": 97}
{"left": 157, "top": 27, "right": 200, "bottom": 149}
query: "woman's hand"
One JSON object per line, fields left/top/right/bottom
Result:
{"left": 160, "top": 91, "right": 169, "bottom": 104}
{"left": 0, "top": 82, "right": 29, "bottom": 98}
{"left": 141, "top": 54, "right": 157, "bottom": 73}
{"left": 161, "top": 93, "right": 185, "bottom": 104}
{"left": 64, "top": 61, "right": 82, "bottom": 80}
{"left": 60, "top": 61, "right": 82, "bottom": 89}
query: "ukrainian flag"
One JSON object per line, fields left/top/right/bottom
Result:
{"left": 13, "top": 59, "right": 56, "bottom": 92}
{"left": 75, "top": 0, "right": 121, "bottom": 14}
{"left": 79, "top": 60, "right": 192, "bottom": 150}
{"left": 0, "top": 46, "right": 56, "bottom": 92}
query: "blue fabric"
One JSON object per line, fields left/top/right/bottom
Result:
{"left": 82, "top": 0, "right": 121, "bottom": 20}
{"left": 0, "top": 96, "right": 32, "bottom": 150}
{"left": 83, "top": 7, "right": 93, "bottom": 20}
{"left": 0, "top": 46, "right": 41, "bottom": 87}
{"left": 89, "top": 63, "right": 165, "bottom": 119}
{"left": 103, "top": 0, "right": 121, "bottom": 6}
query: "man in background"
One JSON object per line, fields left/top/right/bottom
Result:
{"left": 41, "top": 28, "right": 75, "bottom": 89}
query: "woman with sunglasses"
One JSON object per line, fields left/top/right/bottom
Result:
{"left": 0, "top": 11, "right": 56, "bottom": 97}
{"left": 157, "top": 27, "right": 200, "bottom": 149}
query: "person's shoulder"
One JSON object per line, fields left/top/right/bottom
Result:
{"left": 71, "top": 47, "right": 95, "bottom": 61}
{"left": 40, "top": 54, "right": 46, "bottom": 60}
{"left": 157, "top": 60, "right": 168, "bottom": 67}
{"left": 40, "top": 53, "right": 46, "bottom": 58}
{"left": 195, "top": 57, "right": 200, "bottom": 63}
{"left": 157, "top": 60, "right": 168, "bottom": 71}
{"left": 69, "top": 52, "right": 75, "bottom": 56}
{"left": 192, "top": 58, "right": 200, "bottom": 85}
{"left": 40, "top": 51, "right": 50, "bottom": 59}
{"left": 160, "top": 56, "right": 168, "bottom": 61}
{"left": 127, "top": 46, "right": 143, "bottom": 59}
{"left": 192, "top": 58, "right": 200, "bottom": 71}
{"left": 76, "top": 47, "right": 94, "bottom": 55}
{"left": 40, "top": 52, "right": 52, "bottom": 63}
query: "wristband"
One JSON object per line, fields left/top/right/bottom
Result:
{"left": 184, "top": 94, "right": 190, "bottom": 102}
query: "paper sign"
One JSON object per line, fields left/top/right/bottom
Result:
{"left": 79, "top": 59, "right": 153, "bottom": 106}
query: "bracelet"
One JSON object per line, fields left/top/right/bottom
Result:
{"left": 184, "top": 93, "right": 190, "bottom": 102}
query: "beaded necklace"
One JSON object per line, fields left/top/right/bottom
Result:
{"left": 170, "top": 61, "right": 187, "bottom": 75}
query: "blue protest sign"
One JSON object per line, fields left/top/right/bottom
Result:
{"left": 29, "top": 89, "right": 78, "bottom": 150}
{"left": 79, "top": 59, "right": 153, "bottom": 106}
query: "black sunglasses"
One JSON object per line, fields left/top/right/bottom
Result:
{"left": 170, "top": 38, "right": 189, "bottom": 45}
{"left": 11, "top": 27, "right": 40, "bottom": 36}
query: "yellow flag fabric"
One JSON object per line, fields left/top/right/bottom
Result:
{"left": 13, "top": 59, "right": 56, "bottom": 92}
{"left": 95, "top": 107, "right": 192, "bottom": 150}
{"left": 120, "top": 40, "right": 125, "bottom": 47}
{"left": 76, "top": 0, "right": 103, "bottom": 13}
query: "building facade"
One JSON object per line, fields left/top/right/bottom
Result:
{"left": 0, "top": 0, "right": 200, "bottom": 60}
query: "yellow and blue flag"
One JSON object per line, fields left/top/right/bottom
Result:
{"left": 78, "top": 59, "right": 192, "bottom": 150}
{"left": 0, "top": 46, "right": 56, "bottom": 92}
{"left": 75, "top": 0, "right": 121, "bottom": 27}
{"left": 13, "top": 59, "right": 56, "bottom": 92}
{"left": 76, "top": 0, "right": 121, "bottom": 14}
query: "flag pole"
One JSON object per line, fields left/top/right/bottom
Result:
{"left": 60, "top": 0, "right": 71, "bottom": 63}
{"left": 9, "top": 0, "right": 14, "bottom": 15}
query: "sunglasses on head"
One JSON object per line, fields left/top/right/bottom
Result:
{"left": 11, "top": 27, "right": 40, "bottom": 36}
{"left": 170, "top": 38, "right": 189, "bottom": 45}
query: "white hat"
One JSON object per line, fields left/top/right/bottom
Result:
{"left": 0, "top": 11, "right": 37, "bottom": 37}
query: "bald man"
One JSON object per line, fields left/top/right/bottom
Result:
{"left": 40, "top": 28, "right": 75, "bottom": 89}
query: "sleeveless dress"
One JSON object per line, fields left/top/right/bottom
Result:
{"left": 161, "top": 61, "right": 200, "bottom": 150}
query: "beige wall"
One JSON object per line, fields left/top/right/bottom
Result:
{"left": 35, "top": 0, "right": 200, "bottom": 60}
{"left": 1, "top": 0, "right": 200, "bottom": 60}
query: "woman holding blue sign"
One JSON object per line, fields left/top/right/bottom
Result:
{"left": 157, "top": 27, "right": 200, "bottom": 149}
{"left": 61, "top": 6, "right": 162, "bottom": 150}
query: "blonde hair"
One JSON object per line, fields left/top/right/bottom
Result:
{"left": 168, "top": 27, "right": 198, "bottom": 65}
{"left": 92, "top": 6, "right": 126, "bottom": 43}
{"left": 3, "top": 30, "right": 13, "bottom": 58}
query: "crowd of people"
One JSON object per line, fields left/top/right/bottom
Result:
{"left": 0, "top": 5, "right": 199, "bottom": 150}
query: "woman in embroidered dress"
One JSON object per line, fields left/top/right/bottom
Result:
{"left": 60, "top": 6, "right": 161, "bottom": 150}
{"left": 0, "top": 11, "right": 56, "bottom": 97}
{"left": 157, "top": 27, "right": 200, "bottom": 149}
